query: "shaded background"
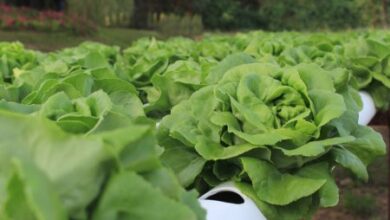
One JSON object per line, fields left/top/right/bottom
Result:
{"left": 2, "top": 0, "right": 390, "bottom": 29}
{"left": 0, "top": 0, "right": 390, "bottom": 51}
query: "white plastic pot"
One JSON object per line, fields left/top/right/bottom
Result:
{"left": 198, "top": 182, "right": 267, "bottom": 220}
{"left": 358, "top": 91, "right": 376, "bottom": 125}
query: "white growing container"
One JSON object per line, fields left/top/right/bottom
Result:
{"left": 358, "top": 91, "right": 376, "bottom": 125}
{"left": 198, "top": 182, "right": 267, "bottom": 220}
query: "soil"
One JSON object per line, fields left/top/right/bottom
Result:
{"left": 370, "top": 110, "right": 389, "bottom": 126}
{"left": 313, "top": 185, "right": 388, "bottom": 220}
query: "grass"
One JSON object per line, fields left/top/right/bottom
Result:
{"left": 0, "top": 28, "right": 159, "bottom": 52}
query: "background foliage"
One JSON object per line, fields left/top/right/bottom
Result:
{"left": 127, "top": 0, "right": 389, "bottom": 31}
{"left": 0, "top": 0, "right": 389, "bottom": 33}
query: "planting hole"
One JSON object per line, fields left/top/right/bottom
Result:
{"left": 205, "top": 191, "right": 244, "bottom": 204}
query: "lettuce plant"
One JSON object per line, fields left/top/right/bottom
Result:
{"left": 0, "top": 43, "right": 205, "bottom": 220}
{"left": 158, "top": 59, "right": 386, "bottom": 220}
{"left": 342, "top": 35, "right": 390, "bottom": 110}
{"left": 242, "top": 31, "right": 390, "bottom": 110}
{"left": 0, "top": 42, "right": 40, "bottom": 101}
{"left": 0, "top": 110, "right": 205, "bottom": 220}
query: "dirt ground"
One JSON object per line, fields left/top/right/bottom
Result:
{"left": 313, "top": 185, "right": 388, "bottom": 220}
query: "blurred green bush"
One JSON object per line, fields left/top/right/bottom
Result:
{"left": 257, "top": 0, "right": 365, "bottom": 30}
{"left": 195, "top": 0, "right": 388, "bottom": 30}
{"left": 193, "top": 0, "right": 262, "bottom": 30}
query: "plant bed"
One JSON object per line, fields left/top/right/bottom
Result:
{"left": 370, "top": 111, "right": 390, "bottom": 126}
{"left": 0, "top": 30, "right": 388, "bottom": 220}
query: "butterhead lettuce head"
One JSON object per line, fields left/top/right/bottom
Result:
{"left": 158, "top": 60, "right": 386, "bottom": 220}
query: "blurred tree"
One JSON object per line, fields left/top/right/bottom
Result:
{"left": 129, "top": 0, "right": 381, "bottom": 30}
{"left": 363, "top": 0, "right": 388, "bottom": 27}
{"left": 383, "top": 0, "right": 388, "bottom": 26}
{"left": 132, "top": 0, "right": 150, "bottom": 28}
{"left": 258, "top": 0, "right": 368, "bottom": 30}
{"left": 193, "top": 0, "right": 262, "bottom": 30}
{"left": 131, "top": 0, "right": 194, "bottom": 28}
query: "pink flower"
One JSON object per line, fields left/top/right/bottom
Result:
{"left": 0, "top": 4, "right": 13, "bottom": 13}
{"left": 17, "top": 16, "right": 28, "bottom": 23}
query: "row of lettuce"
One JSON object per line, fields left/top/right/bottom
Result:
{"left": 0, "top": 30, "right": 387, "bottom": 220}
